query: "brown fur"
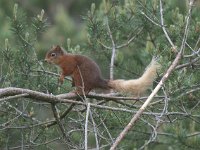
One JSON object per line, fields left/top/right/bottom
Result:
{"left": 45, "top": 45, "right": 160, "bottom": 96}
{"left": 45, "top": 45, "right": 108, "bottom": 95}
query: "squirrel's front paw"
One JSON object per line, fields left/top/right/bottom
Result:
{"left": 58, "top": 77, "right": 64, "bottom": 85}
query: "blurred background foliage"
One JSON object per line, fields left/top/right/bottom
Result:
{"left": 0, "top": 0, "right": 200, "bottom": 149}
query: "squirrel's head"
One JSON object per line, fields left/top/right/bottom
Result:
{"left": 45, "top": 45, "right": 65, "bottom": 65}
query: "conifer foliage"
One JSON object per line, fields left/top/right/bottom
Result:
{"left": 0, "top": 0, "right": 200, "bottom": 149}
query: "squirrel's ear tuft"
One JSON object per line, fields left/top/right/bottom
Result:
{"left": 56, "top": 45, "right": 61, "bottom": 49}
{"left": 55, "top": 45, "right": 65, "bottom": 54}
{"left": 54, "top": 45, "right": 62, "bottom": 52}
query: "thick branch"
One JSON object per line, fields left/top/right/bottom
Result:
{"left": 0, "top": 87, "right": 78, "bottom": 103}
{"left": 0, "top": 87, "right": 164, "bottom": 102}
{"left": 1, "top": 87, "right": 192, "bottom": 117}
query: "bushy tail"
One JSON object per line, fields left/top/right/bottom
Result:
{"left": 108, "top": 59, "right": 160, "bottom": 96}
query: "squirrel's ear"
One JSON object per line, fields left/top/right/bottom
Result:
{"left": 55, "top": 45, "right": 61, "bottom": 51}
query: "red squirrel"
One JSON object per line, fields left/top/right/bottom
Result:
{"left": 45, "top": 45, "right": 160, "bottom": 96}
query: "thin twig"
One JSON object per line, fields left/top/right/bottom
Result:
{"left": 85, "top": 103, "right": 90, "bottom": 150}
{"left": 8, "top": 137, "right": 61, "bottom": 150}
{"left": 95, "top": 112, "right": 114, "bottom": 144}
{"left": 178, "top": 87, "right": 200, "bottom": 98}
{"left": 0, "top": 93, "right": 29, "bottom": 102}
{"left": 140, "top": 11, "right": 162, "bottom": 27}
{"left": 51, "top": 104, "right": 69, "bottom": 142}
{"left": 89, "top": 110, "right": 100, "bottom": 150}
{"left": 175, "top": 56, "right": 200, "bottom": 70}
{"left": 116, "top": 28, "right": 144, "bottom": 49}
{"left": 106, "top": 16, "right": 116, "bottom": 80}
{"left": 46, "top": 103, "right": 76, "bottom": 127}
{"left": 33, "top": 69, "right": 72, "bottom": 82}
{"left": 160, "top": 0, "right": 175, "bottom": 48}
{"left": 97, "top": 40, "right": 112, "bottom": 50}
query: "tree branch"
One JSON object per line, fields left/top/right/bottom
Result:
{"left": 1, "top": 87, "right": 193, "bottom": 118}
{"left": 51, "top": 104, "right": 69, "bottom": 142}
{"left": 106, "top": 16, "right": 116, "bottom": 80}
{"left": 84, "top": 103, "right": 90, "bottom": 150}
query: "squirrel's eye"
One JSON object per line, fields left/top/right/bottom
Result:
{"left": 51, "top": 53, "right": 56, "bottom": 57}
